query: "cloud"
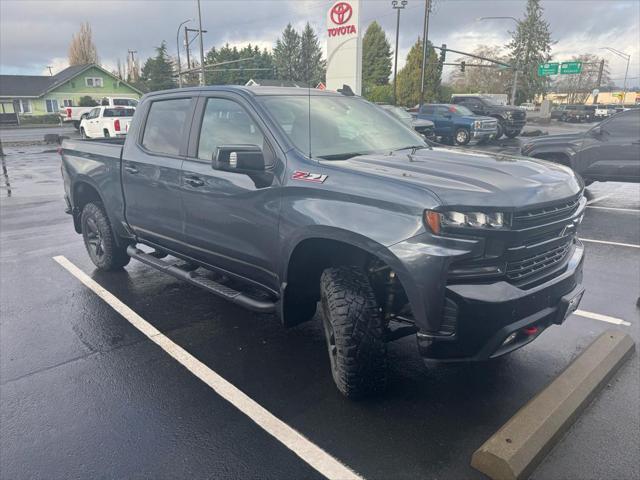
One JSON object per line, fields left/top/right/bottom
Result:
{"left": 1, "top": 0, "right": 638, "bottom": 85}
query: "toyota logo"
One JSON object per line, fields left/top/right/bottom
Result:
{"left": 330, "top": 2, "right": 353, "bottom": 25}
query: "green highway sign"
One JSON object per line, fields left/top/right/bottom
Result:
{"left": 538, "top": 63, "right": 559, "bottom": 76}
{"left": 560, "top": 61, "right": 582, "bottom": 74}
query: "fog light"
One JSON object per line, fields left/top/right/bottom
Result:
{"left": 502, "top": 332, "right": 518, "bottom": 346}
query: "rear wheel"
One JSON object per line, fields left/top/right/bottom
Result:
{"left": 103, "top": 129, "right": 110, "bottom": 138}
{"left": 320, "top": 266, "right": 387, "bottom": 399}
{"left": 454, "top": 128, "right": 471, "bottom": 145}
{"left": 80, "top": 128, "right": 88, "bottom": 139}
{"left": 81, "top": 202, "right": 130, "bottom": 271}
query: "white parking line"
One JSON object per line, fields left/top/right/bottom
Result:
{"left": 586, "top": 193, "right": 614, "bottom": 205}
{"left": 580, "top": 238, "right": 640, "bottom": 249}
{"left": 52, "top": 255, "right": 363, "bottom": 480}
{"left": 587, "top": 205, "right": 640, "bottom": 213}
{"left": 574, "top": 310, "right": 632, "bottom": 327}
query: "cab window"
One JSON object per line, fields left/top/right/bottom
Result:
{"left": 197, "top": 98, "right": 265, "bottom": 162}
{"left": 141, "top": 98, "right": 192, "bottom": 156}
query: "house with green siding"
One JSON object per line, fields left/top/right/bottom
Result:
{"left": 0, "top": 64, "right": 142, "bottom": 121}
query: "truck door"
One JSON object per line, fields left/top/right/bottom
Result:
{"left": 85, "top": 108, "right": 100, "bottom": 137}
{"left": 179, "top": 95, "right": 281, "bottom": 290}
{"left": 121, "top": 96, "right": 195, "bottom": 251}
{"left": 578, "top": 110, "right": 640, "bottom": 182}
{"left": 434, "top": 106, "right": 455, "bottom": 138}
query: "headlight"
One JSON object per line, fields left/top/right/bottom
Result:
{"left": 473, "top": 120, "right": 482, "bottom": 129}
{"left": 424, "top": 210, "right": 507, "bottom": 234}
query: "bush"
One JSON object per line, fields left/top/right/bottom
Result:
{"left": 18, "top": 114, "right": 61, "bottom": 125}
{"left": 78, "top": 96, "right": 98, "bottom": 107}
{"left": 364, "top": 84, "right": 393, "bottom": 104}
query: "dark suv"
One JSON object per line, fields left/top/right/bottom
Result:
{"left": 451, "top": 94, "right": 526, "bottom": 139}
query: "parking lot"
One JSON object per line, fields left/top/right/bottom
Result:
{"left": 1, "top": 126, "right": 638, "bottom": 479}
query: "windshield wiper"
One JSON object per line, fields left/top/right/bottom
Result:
{"left": 317, "top": 152, "right": 367, "bottom": 160}
{"left": 392, "top": 145, "right": 431, "bottom": 154}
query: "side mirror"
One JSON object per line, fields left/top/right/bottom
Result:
{"left": 213, "top": 145, "right": 265, "bottom": 172}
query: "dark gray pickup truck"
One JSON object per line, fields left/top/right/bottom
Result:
{"left": 61, "top": 86, "right": 586, "bottom": 398}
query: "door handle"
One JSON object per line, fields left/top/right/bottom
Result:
{"left": 185, "top": 176, "right": 205, "bottom": 187}
{"left": 124, "top": 165, "right": 138, "bottom": 174}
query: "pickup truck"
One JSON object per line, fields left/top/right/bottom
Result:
{"left": 378, "top": 104, "right": 436, "bottom": 140}
{"left": 79, "top": 106, "right": 135, "bottom": 139}
{"left": 60, "top": 96, "right": 139, "bottom": 129}
{"left": 414, "top": 104, "right": 497, "bottom": 145}
{"left": 61, "top": 86, "right": 586, "bottom": 398}
{"left": 521, "top": 109, "right": 640, "bottom": 184}
{"left": 451, "top": 94, "right": 527, "bottom": 139}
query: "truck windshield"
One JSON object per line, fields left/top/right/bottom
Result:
{"left": 450, "top": 105, "right": 474, "bottom": 116}
{"left": 104, "top": 108, "right": 135, "bottom": 117}
{"left": 259, "top": 95, "right": 425, "bottom": 159}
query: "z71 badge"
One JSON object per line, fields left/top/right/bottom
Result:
{"left": 291, "top": 171, "right": 328, "bottom": 183}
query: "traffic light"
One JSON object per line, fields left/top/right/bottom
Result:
{"left": 460, "top": 61, "right": 466, "bottom": 73}
{"left": 440, "top": 44, "right": 447, "bottom": 64}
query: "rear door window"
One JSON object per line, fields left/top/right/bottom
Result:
{"left": 141, "top": 98, "right": 192, "bottom": 156}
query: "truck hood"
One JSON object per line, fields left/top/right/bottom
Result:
{"left": 459, "top": 115, "right": 495, "bottom": 123}
{"left": 330, "top": 147, "right": 582, "bottom": 208}
{"left": 521, "top": 133, "right": 585, "bottom": 152}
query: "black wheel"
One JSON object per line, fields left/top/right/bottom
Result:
{"left": 81, "top": 202, "right": 130, "bottom": 271}
{"left": 80, "top": 128, "right": 88, "bottom": 139}
{"left": 454, "top": 128, "right": 471, "bottom": 145}
{"left": 320, "top": 266, "right": 387, "bottom": 398}
{"left": 505, "top": 129, "right": 521, "bottom": 138}
{"left": 104, "top": 129, "right": 110, "bottom": 138}
{"left": 494, "top": 121, "right": 505, "bottom": 139}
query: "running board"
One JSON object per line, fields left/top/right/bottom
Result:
{"left": 126, "top": 246, "right": 276, "bottom": 313}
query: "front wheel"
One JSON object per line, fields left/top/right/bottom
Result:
{"left": 320, "top": 266, "right": 387, "bottom": 399}
{"left": 495, "top": 121, "right": 505, "bottom": 139}
{"left": 454, "top": 128, "right": 471, "bottom": 145}
{"left": 81, "top": 202, "right": 130, "bottom": 271}
{"left": 505, "top": 129, "right": 521, "bottom": 138}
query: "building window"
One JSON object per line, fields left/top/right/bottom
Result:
{"left": 85, "top": 77, "right": 103, "bottom": 88}
{"left": 13, "top": 99, "right": 31, "bottom": 114}
{"left": 45, "top": 99, "right": 59, "bottom": 113}
{"left": 63, "top": 99, "right": 73, "bottom": 107}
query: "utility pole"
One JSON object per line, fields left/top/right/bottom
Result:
{"left": 185, "top": 27, "right": 192, "bottom": 70}
{"left": 176, "top": 19, "right": 192, "bottom": 88}
{"left": 391, "top": 0, "right": 408, "bottom": 105}
{"left": 46, "top": 66, "right": 53, "bottom": 76}
{"left": 600, "top": 47, "right": 630, "bottom": 105}
{"left": 593, "top": 59, "right": 605, "bottom": 104}
{"left": 197, "top": 0, "right": 206, "bottom": 86}
{"left": 418, "top": 0, "right": 431, "bottom": 110}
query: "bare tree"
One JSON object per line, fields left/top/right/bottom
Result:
{"left": 552, "top": 54, "right": 611, "bottom": 104}
{"left": 450, "top": 45, "right": 514, "bottom": 95}
{"left": 68, "top": 22, "right": 99, "bottom": 66}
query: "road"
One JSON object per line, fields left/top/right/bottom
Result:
{"left": 1, "top": 142, "right": 638, "bottom": 480}
{"left": 0, "top": 125, "right": 78, "bottom": 143}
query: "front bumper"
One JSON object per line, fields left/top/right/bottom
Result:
{"left": 472, "top": 127, "right": 498, "bottom": 138}
{"left": 417, "top": 241, "right": 585, "bottom": 361}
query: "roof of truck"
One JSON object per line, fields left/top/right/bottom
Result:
{"left": 144, "top": 85, "right": 344, "bottom": 98}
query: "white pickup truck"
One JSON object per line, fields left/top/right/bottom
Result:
{"left": 79, "top": 106, "right": 135, "bottom": 139}
{"left": 60, "top": 97, "right": 138, "bottom": 129}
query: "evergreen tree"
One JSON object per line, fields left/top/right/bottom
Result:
{"left": 507, "top": 0, "right": 553, "bottom": 103}
{"left": 140, "top": 41, "right": 175, "bottom": 92}
{"left": 299, "top": 23, "right": 325, "bottom": 85}
{"left": 396, "top": 37, "right": 442, "bottom": 107}
{"left": 273, "top": 23, "right": 301, "bottom": 81}
{"left": 362, "top": 22, "right": 392, "bottom": 87}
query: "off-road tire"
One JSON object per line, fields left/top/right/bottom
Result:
{"left": 505, "top": 129, "right": 521, "bottom": 138}
{"left": 495, "top": 120, "right": 505, "bottom": 139}
{"left": 320, "top": 266, "right": 387, "bottom": 398}
{"left": 454, "top": 128, "right": 471, "bottom": 145}
{"left": 81, "top": 202, "right": 130, "bottom": 271}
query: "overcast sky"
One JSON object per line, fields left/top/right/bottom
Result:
{"left": 1, "top": 0, "right": 638, "bottom": 86}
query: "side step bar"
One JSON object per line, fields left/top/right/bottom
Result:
{"left": 126, "top": 246, "right": 276, "bottom": 313}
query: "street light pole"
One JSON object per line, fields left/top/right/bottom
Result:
{"left": 418, "top": 0, "right": 430, "bottom": 110}
{"left": 477, "top": 16, "right": 520, "bottom": 105}
{"left": 196, "top": 0, "right": 206, "bottom": 86}
{"left": 391, "top": 0, "right": 408, "bottom": 106}
{"left": 176, "top": 19, "right": 191, "bottom": 88}
{"left": 601, "top": 47, "right": 631, "bottom": 105}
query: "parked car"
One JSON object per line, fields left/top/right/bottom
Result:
{"left": 559, "top": 105, "right": 596, "bottom": 123}
{"left": 451, "top": 94, "right": 527, "bottom": 138}
{"left": 60, "top": 96, "right": 139, "bottom": 129}
{"left": 521, "top": 109, "right": 640, "bottom": 184}
{"left": 519, "top": 102, "right": 536, "bottom": 111}
{"left": 378, "top": 104, "right": 435, "bottom": 140}
{"left": 415, "top": 104, "right": 497, "bottom": 145}
{"left": 79, "top": 106, "right": 135, "bottom": 139}
{"left": 550, "top": 105, "right": 568, "bottom": 120}
{"left": 61, "top": 86, "right": 586, "bottom": 398}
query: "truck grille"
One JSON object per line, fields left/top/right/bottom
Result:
{"left": 481, "top": 120, "right": 497, "bottom": 129}
{"left": 512, "top": 197, "right": 581, "bottom": 228}
{"left": 511, "top": 110, "right": 526, "bottom": 120}
{"left": 506, "top": 240, "right": 572, "bottom": 282}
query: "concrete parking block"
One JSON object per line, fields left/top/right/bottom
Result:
{"left": 471, "top": 330, "right": 635, "bottom": 480}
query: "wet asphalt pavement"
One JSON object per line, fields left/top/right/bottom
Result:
{"left": 1, "top": 129, "right": 638, "bottom": 479}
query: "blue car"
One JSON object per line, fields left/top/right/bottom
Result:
{"left": 414, "top": 104, "right": 498, "bottom": 145}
